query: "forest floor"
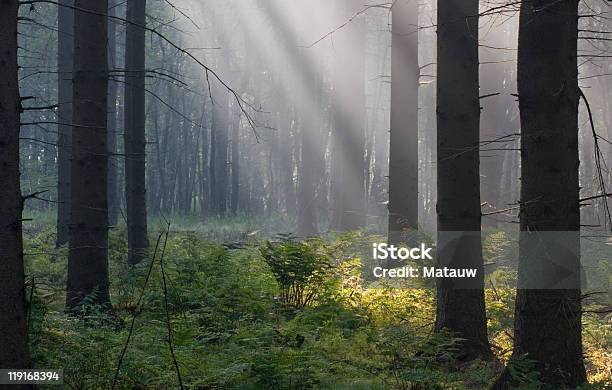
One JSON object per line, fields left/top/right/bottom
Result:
{"left": 22, "top": 213, "right": 611, "bottom": 389}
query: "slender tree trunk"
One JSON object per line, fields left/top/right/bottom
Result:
{"left": 230, "top": 102, "right": 241, "bottom": 215}
{"left": 479, "top": 66, "right": 503, "bottom": 228}
{"left": 371, "top": 42, "right": 390, "bottom": 228}
{"left": 388, "top": 0, "right": 419, "bottom": 242}
{"left": 297, "top": 116, "right": 318, "bottom": 236}
{"left": 124, "top": 0, "right": 148, "bottom": 264}
{"left": 0, "top": 0, "right": 32, "bottom": 374}
{"left": 268, "top": 129, "right": 277, "bottom": 216}
{"left": 494, "top": 1, "right": 586, "bottom": 388}
{"left": 211, "top": 81, "right": 229, "bottom": 215}
{"left": 108, "top": 0, "right": 119, "bottom": 227}
{"left": 150, "top": 98, "right": 162, "bottom": 213}
{"left": 315, "top": 93, "right": 330, "bottom": 228}
{"left": 435, "top": 0, "right": 492, "bottom": 361}
{"left": 56, "top": 0, "right": 74, "bottom": 247}
{"left": 330, "top": 1, "right": 367, "bottom": 231}
{"left": 209, "top": 103, "right": 218, "bottom": 214}
{"left": 199, "top": 104, "right": 210, "bottom": 216}
{"left": 479, "top": 23, "right": 517, "bottom": 228}
{"left": 297, "top": 50, "right": 319, "bottom": 236}
{"left": 66, "top": 0, "right": 111, "bottom": 309}
{"left": 280, "top": 110, "right": 296, "bottom": 215}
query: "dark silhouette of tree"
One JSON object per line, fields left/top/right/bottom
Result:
{"left": 124, "top": 0, "right": 149, "bottom": 264}
{"left": 108, "top": 0, "right": 120, "bottom": 228}
{"left": 210, "top": 77, "right": 230, "bottom": 215}
{"left": 209, "top": 27, "right": 230, "bottom": 216}
{"left": 435, "top": 0, "right": 492, "bottom": 360}
{"left": 56, "top": 0, "right": 74, "bottom": 247}
{"left": 66, "top": 0, "right": 111, "bottom": 309}
{"left": 494, "top": 1, "right": 587, "bottom": 387}
{"left": 0, "top": 0, "right": 32, "bottom": 375}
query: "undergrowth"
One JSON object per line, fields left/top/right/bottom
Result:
{"left": 22, "top": 222, "right": 611, "bottom": 389}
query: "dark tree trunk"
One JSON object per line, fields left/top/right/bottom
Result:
{"left": 0, "top": 0, "right": 32, "bottom": 373}
{"left": 150, "top": 97, "right": 162, "bottom": 213}
{"left": 66, "top": 0, "right": 111, "bottom": 309}
{"left": 388, "top": 0, "right": 419, "bottom": 242}
{"left": 124, "top": 0, "right": 148, "bottom": 264}
{"left": 108, "top": 0, "right": 119, "bottom": 227}
{"left": 494, "top": 1, "right": 586, "bottom": 388}
{"left": 56, "top": 0, "right": 74, "bottom": 247}
{"left": 210, "top": 81, "right": 229, "bottom": 215}
{"left": 435, "top": 0, "right": 492, "bottom": 361}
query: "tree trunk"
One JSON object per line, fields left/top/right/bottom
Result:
{"left": 124, "top": 0, "right": 148, "bottom": 264}
{"left": 435, "top": 0, "right": 492, "bottom": 361}
{"left": 108, "top": 0, "right": 119, "bottom": 227}
{"left": 66, "top": 0, "right": 111, "bottom": 309}
{"left": 297, "top": 116, "right": 318, "bottom": 236}
{"left": 279, "top": 110, "right": 296, "bottom": 215}
{"left": 297, "top": 51, "right": 319, "bottom": 237}
{"left": 56, "top": 0, "right": 74, "bottom": 247}
{"left": 230, "top": 101, "right": 241, "bottom": 215}
{"left": 211, "top": 80, "right": 229, "bottom": 215}
{"left": 330, "top": 0, "right": 367, "bottom": 231}
{"left": 0, "top": 0, "right": 32, "bottom": 374}
{"left": 494, "top": 1, "right": 586, "bottom": 388}
{"left": 388, "top": 0, "right": 419, "bottom": 242}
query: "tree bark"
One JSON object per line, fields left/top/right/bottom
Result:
{"left": 388, "top": 0, "right": 419, "bottom": 242}
{"left": 494, "top": 1, "right": 586, "bottom": 388}
{"left": 435, "top": 0, "right": 492, "bottom": 361}
{"left": 108, "top": 0, "right": 119, "bottom": 227}
{"left": 124, "top": 0, "right": 148, "bottom": 264}
{"left": 56, "top": 0, "right": 74, "bottom": 247}
{"left": 0, "top": 0, "right": 32, "bottom": 374}
{"left": 66, "top": 0, "right": 111, "bottom": 309}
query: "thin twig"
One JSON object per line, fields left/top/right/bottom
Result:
{"left": 111, "top": 231, "right": 165, "bottom": 390}
{"left": 158, "top": 222, "right": 184, "bottom": 389}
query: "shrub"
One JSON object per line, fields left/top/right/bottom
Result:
{"left": 260, "top": 236, "right": 334, "bottom": 308}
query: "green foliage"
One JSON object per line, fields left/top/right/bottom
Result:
{"left": 503, "top": 354, "right": 545, "bottom": 390}
{"left": 260, "top": 236, "right": 334, "bottom": 308}
{"left": 22, "top": 222, "right": 611, "bottom": 389}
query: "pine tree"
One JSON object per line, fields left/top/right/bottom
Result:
{"left": 435, "top": 0, "right": 492, "bottom": 360}
{"left": 0, "top": 0, "right": 32, "bottom": 374}
{"left": 66, "top": 0, "right": 112, "bottom": 309}
{"left": 124, "top": 0, "right": 149, "bottom": 264}
{"left": 494, "top": 1, "right": 587, "bottom": 387}
{"left": 388, "top": 0, "right": 419, "bottom": 242}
